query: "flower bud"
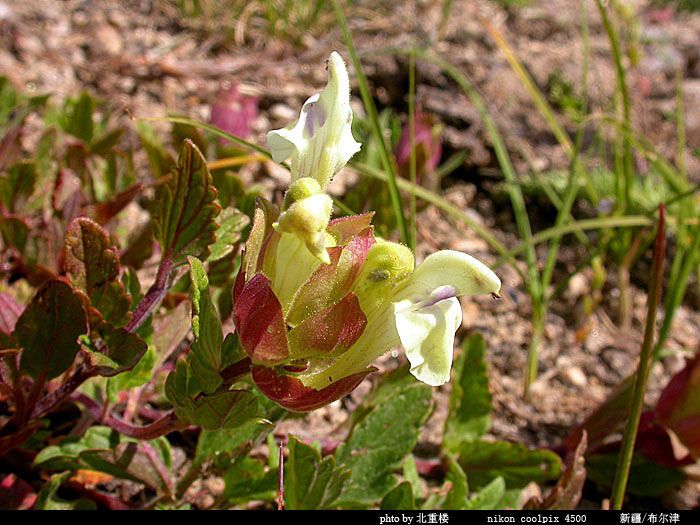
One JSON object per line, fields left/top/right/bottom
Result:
{"left": 275, "top": 178, "right": 333, "bottom": 264}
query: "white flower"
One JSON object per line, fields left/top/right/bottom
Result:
{"left": 267, "top": 51, "right": 361, "bottom": 190}
{"left": 300, "top": 246, "right": 501, "bottom": 389}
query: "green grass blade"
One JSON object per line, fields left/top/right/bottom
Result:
{"left": 331, "top": 0, "right": 410, "bottom": 247}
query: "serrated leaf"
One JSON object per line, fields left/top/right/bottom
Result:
{"left": 456, "top": 440, "right": 562, "bottom": 489}
{"left": 16, "top": 280, "right": 87, "bottom": 380}
{"left": 335, "top": 374, "right": 432, "bottom": 507}
{"left": 223, "top": 456, "right": 277, "bottom": 504}
{"left": 65, "top": 217, "right": 131, "bottom": 326}
{"left": 285, "top": 436, "right": 349, "bottom": 510}
{"left": 190, "top": 390, "right": 259, "bottom": 430}
{"left": 151, "top": 139, "right": 220, "bottom": 266}
{"left": 462, "top": 477, "right": 506, "bottom": 510}
{"left": 380, "top": 482, "right": 415, "bottom": 510}
{"left": 86, "top": 326, "right": 147, "bottom": 377}
{"left": 208, "top": 207, "right": 249, "bottom": 262}
{"left": 444, "top": 333, "right": 492, "bottom": 450}
{"left": 195, "top": 418, "right": 272, "bottom": 465}
{"left": 186, "top": 256, "right": 223, "bottom": 395}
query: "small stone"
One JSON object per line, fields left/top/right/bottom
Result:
{"left": 95, "top": 24, "right": 123, "bottom": 56}
{"left": 562, "top": 366, "right": 587, "bottom": 388}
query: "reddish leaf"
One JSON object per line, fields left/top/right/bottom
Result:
{"left": 526, "top": 431, "right": 587, "bottom": 509}
{"left": 288, "top": 293, "right": 366, "bottom": 359}
{"left": 0, "top": 292, "right": 22, "bottom": 344}
{"left": 0, "top": 474, "right": 36, "bottom": 510}
{"left": 252, "top": 365, "right": 374, "bottom": 412}
{"left": 87, "top": 183, "right": 144, "bottom": 225}
{"left": 16, "top": 280, "right": 87, "bottom": 380}
{"left": 233, "top": 273, "right": 288, "bottom": 365}
{"left": 636, "top": 412, "right": 693, "bottom": 468}
{"left": 327, "top": 213, "right": 374, "bottom": 245}
{"left": 656, "top": 353, "right": 700, "bottom": 459}
{"left": 287, "top": 227, "right": 375, "bottom": 326}
{"left": 65, "top": 217, "right": 131, "bottom": 326}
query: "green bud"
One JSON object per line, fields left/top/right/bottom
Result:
{"left": 354, "top": 241, "right": 414, "bottom": 315}
{"left": 283, "top": 177, "right": 323, "bottom": 210}
{"left": 275, "top": 192, "right": 333, "bottom": 264}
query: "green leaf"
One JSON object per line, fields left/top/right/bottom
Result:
{"left": 106, "top": 345, "right": 156, "bottom": 402}
{"left": 34, "top": 472, "right": 96, "bottom": 510}
{"left": 195, "top": 419, "right": 272, "bottom": 465}
{"left": 151, "top": 139, "right": 220, "bottom": 266}
{"left": 456, "top": 440, "right": 562, "bottom": 489}
{"left": 380, "top": 482, "right": 415, "bottom": 510}
{"left": 86, "top": 326, "right": 148, "bottom": 377}
{"left": 402, "top": 455, "right": 423, "bottom": 500}
{"left": 16, "top": 280, "right": 87, "bottom": 380}
{"left": 335, "top": 373, "right": 433, "bottom": 507}
{"left": 186, "top": 256, "right": 222, "bottom": 395}
{"left": 208, "top": 207, "right": 249, "bottom": 262}
{"left": 444, "top": 333, "right": 492, "bottom": 450}
{"left": 65, "top": 217, "right": 131, "bottom": 326}
{"left": 34, "top": 426, "right": 171, "bottom": 490}
{"left": 285, "top": 436, "right": 349, "bottom": 510}
{"left": 463, "top": 477, "right": 506, "bottom": 510}
{"left": 0, "top": 161, "right": 37, "bottom": 213}
{"left": 223, "top": 456, "right": 277, "bottom": 504}
{"left": 61, "top": 92, "right": 95, "bottom": 143}
{"left": 190, "top": 390, "right": 259, "bottom": 430}
{"left": 587, "top": 453, "right": 685, "bottom": 498}
{"left": 442, "top": 455, "right": 469, "bottom": 509}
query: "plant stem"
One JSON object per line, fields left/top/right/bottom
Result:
{"left": 524, "top": 303, "right": 545, "bottom": 398}
{"left": 220, "top": 357, "right": 252, "bottom": 385}
{"left": 610, "top": 205, "right": 666, "bottom": 509}
{"left": 72, "top": 392, "right": 183, "bottom": 440}
{"left": 125, "top": 256, "right": 173, "bottom": 333}
{"left": 30, "top": 363, "right": 97, "bottom": 420}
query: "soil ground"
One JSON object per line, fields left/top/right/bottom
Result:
{"left": 1, "top": 0, "right": 699, "bottom": 509}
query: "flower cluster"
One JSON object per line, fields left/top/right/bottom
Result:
{"left": 233, "top": 52, "right": 500, "bottom": 411}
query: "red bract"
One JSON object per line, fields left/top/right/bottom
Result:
{"left": 251, "top": 366, "right": 375, "bottom": 412}
{"left": 232, "top": 201, "right": 377, "bottom": 411}
{"left": 233, "top": 273, "right": 289, "bottom": 366}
